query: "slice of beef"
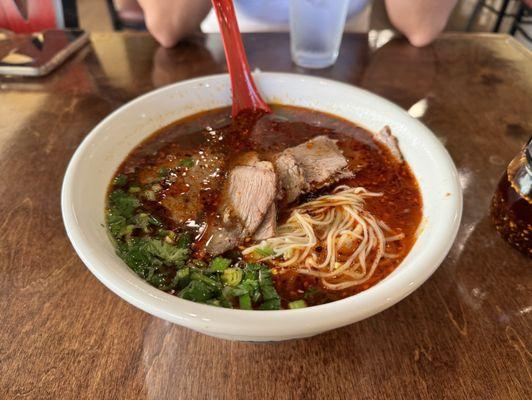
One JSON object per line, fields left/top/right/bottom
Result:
{"left": 205, "top": 158, "right": 277, "bottom": 255}
{"left": 253, "top": 203, "right": 277, "bottom": 241}
{"left": 291, "top": 135, "right": 349, "bottom": 184}
{"left": 274, "top": 152, "right": 306, "bottom": 203}
{"left": 374, "top": 125, "right": 403, "bottom": 162}
{"left": 274, "top": 135, "right": 350, "bottom": 203}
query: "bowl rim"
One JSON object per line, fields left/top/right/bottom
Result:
{"left": 62, "top": 72, "right": 462, "bottom": 338}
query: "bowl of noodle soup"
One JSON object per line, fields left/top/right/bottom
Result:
{"left": 62, "top": 73, "right": 462, "bottom": 341}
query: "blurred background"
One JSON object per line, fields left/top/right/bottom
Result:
{"left": 77, "top": 0, "right": 531, "bottom": 49}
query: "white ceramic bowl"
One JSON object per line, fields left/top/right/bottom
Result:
{"left": 62, "top": 73, "right": 462, "bottom": 341}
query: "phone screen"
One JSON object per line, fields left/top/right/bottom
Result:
{"left": 0, "top": 29, "right": 87, "bottom": 68}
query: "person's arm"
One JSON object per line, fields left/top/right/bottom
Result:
{"left": 137, "top": 0, "right": 211, "bottom": 47}
{"left": 384, "top": 0, "right": 458, "bottom": 47}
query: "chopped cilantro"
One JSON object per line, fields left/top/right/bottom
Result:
{"left": 176, "top": 232, "right": 192, "bottom": 249}
{"left": 209, "top": 257, "right": 231, "bottom": 271}
{"left": 158, "top": 167, "right": 171, "bottom": 178}
{"left": 108, "top": 189, "right": 140, "bottom": 219}
{"left": 113, "top": 174, "right": 128, "bottom": 187}
{"left": 304, "top": 286, "right": 320, "bottom": 299}
{"left": 258, "top": 267, "right": 281, "bottom": 310}
{"left": 179, "top": 280, "right": 215, "bottom": 303}
{"left": 106, "top": 179, "right": 281, "bottom": 309}
{"left": 146, "top": 239, "right": 189, "bottom": 267}
{"left": 179, "top": 157, "right": 195, "bottom": 168}
{"left": 107, "top": 213, "right": 127, "bottom": 238}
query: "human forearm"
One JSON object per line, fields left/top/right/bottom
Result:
{"left": 138, "top": 0, "right": 212, "bottom": 47}
{"left": 384, "top": 0, "right": 458, "bottom": 47}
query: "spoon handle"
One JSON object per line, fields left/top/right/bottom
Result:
{"left": 211, "top": 0, "right": 271, "bottom": 117}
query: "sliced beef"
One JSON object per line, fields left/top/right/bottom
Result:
{"left": 274, "top": 152, "right": 306, "bottom": 203}
{"left": 274, "top": 135, "right": 350, "bottom": 203}
{"left": 375, "top": 125, "right": 403, "bottom": 162}
{"left": 253, "top": 203, "right": 277, "bottom": 241}
{"left": 205, "top": 157, "right": 277, "bottom": 255}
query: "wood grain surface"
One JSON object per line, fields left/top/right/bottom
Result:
{"left": 0, "top": 32, "right": 530, "bottom": 400}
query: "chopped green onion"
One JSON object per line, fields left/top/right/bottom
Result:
{"left": 128, "top": 186, "right": 141, "bottom": 193}
{"left": 164, "top": 231, "right": 176, "bottom": 241}
{"left": 254, "top": 246, "right": 275, "bottom": 257}
{"left": 124, "top": 224, "right": 135, "bottom": 235}
{"left": 288, "top": 300, "right": 307, "bottom": 309}
{"left": 148, "top": 215, "right": 162, "bottom": 227}
{"left": 176, "top": 267, "right": 190, "bottom": 279}
{"left": 221, "top": 268, "right": 243, "bottom": 286}
{"left": 239, "top": 294, "right": 252, "bottom": 310}
{"left": 164, "top": 235, "right": 174, "bottom": 244}
{"left": 143, "top": 190, "right": 156, "bottom": 201}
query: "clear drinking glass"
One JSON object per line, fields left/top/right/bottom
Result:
{"left": 290, "top": 0, "right": 349, "bottom": 69}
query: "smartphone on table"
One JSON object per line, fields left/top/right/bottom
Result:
{"left": 0, "top": 29, "right": 89, "bottom": 77}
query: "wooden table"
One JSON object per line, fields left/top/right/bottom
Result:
{"left": 0, "top": 32, "right": 530, "bottom": 400}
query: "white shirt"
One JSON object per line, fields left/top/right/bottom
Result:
{"left": 202, "top": 0, "right": 372, "bottom": 33}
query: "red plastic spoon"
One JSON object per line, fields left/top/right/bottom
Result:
{"left": 211, "top": 0, "right": 271, "bottom": 118}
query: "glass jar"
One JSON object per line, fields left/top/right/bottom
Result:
{"left": 491, "top": 137, "right": 532, "bottom": 257}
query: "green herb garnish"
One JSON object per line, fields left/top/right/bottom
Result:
{"left": 303, "top": 286, "right": 320, "bottom": 299}
{"left": 258, "top": 266, "right": 281, "bottom": 310}
{"left": 109, "top": 189, "right": 140, "bottom": 219}
{"left": 113, "top": 174, "right": 128, "bottom": 187}
{"left": 179, "top": 157, "right": 195, "bottom": 168}
{"left": 179, "top": 280, "right": 215, "bottom": 302}
{"left": 209, "top": 257, "right": 231, "bottom": 271}
{"left": 254, "top": 246, "right": 275, "bottom": 257}
{"left": 239, "top": 294, "right": 252, "bottom": 310}
{"left": 176, "top": 232, "right": 192, "bottom": 249}
{"left": 221, "top": 268, "right": 243, "bottom": 286}
{"left": 106, "top": 180, "right": 281, "bottom": 309}
{"left": 288, "top": 300, "right": 307, "bottom": 309}
{"left": 158, "top": 167, "right": 170, "bottom": 178}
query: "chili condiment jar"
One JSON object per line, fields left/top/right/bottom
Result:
{"left": 491, "top": 137, "right": 532, "bottom": 257}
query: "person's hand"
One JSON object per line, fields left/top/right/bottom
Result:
{"left": 137, "top": 0, "right": 211, "bottom": 47}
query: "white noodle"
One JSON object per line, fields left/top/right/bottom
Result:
{"left": 242, "top": 186, "right": 405, "bottom": 291}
